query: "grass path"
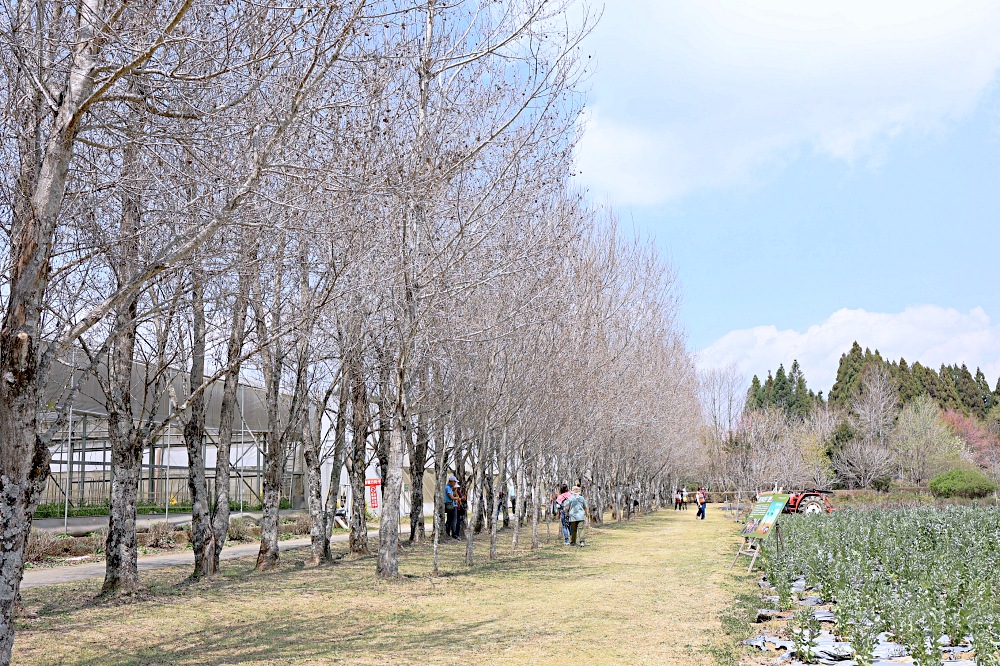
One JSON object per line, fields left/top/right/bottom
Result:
{"left": 15, "top": 508, "right": 749, "bottom": 665}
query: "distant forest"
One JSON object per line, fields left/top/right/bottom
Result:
{"left": 746, "top": 341, "right": 1000, "bottom": 421}
{"left": 724, "top": 341, "right": 1000, "bottom": 491}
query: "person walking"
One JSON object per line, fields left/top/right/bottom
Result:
{"left": 445, "top": 476, "right": 459, "bottom": 539}
{"left": 695, "top": 487, "right": 707, "bottom": 520}
{"left": 564, "top": 485, "right": 588, "bottom": 546}
{"left": 555, "top": 484, "right": 572, "bottom": 545}
{"left": 673, "top": 489, "right": 682, "bottom": 510}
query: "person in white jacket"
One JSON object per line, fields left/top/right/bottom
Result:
{"left": 564, "top": 486, "right": 588, "bottom": 546}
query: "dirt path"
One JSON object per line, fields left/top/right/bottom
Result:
{"left": 14, "top": 509, "right": 747, "bottom": 665}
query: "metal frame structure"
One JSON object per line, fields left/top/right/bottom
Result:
{"left": 39, "top": 363, "right": 307, "bottom": 518}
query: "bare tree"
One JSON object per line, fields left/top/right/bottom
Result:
{"left": 833, "top": 366, "right": 899, "bottom": 488}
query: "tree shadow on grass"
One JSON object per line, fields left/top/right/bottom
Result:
{"left": 66, "top": 607, "right": 509, "bottom": 665}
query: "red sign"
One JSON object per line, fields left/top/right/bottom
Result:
{"left": 365, "top": 478, "right": 380, "bottom": 509}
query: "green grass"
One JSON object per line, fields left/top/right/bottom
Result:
{"left": 33, "top": 500, "right": 294, "bottom": 519}
{"left": 15, "top": 509, "right": 752, "bottom": 665}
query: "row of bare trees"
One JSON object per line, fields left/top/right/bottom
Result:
{"left": 0, "top": 1, "right": 703, "bottom": 662}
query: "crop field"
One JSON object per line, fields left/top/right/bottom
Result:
{"left": 763, "top": 507, "right": 1000, "bottom": 665}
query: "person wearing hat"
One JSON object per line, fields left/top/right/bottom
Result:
{"left": 445, "top": 476, "right": 459, "bottom": 539}
{"left": 564, "top": 485, "right": 588, "bottom": 546}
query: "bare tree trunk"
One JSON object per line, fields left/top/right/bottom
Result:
{"left": 324, "top": 372, "right": 350, "bottom": 543}
{"left": 408, "top": 416, "right": 429, "bottom": 542}
{"left": 1, "top": 10, "right": 100, "bottom": 657}
{"left": 530, "top": 457, "right": 540, "bottom": 550}
{"left": 347, "top": 355, "right": 370, "bottom": 555}
{"left": 257, "top": 344, "right": 308, "bottom": 571}
{"left": 501, "top": 458, "right": 511, "bottom": 528}
{"left": 101, "top": 119, "right": 144, "bottom": 596}
{"left": 303, "top": 375, "right": 339, "bottom": 565}
{"left": 303, "top": 418, "right": 326, "bottom": 565}
{"left": 102, "top": 442, "right": 143, "bottom": 595}
{"left": 464, "top": 438, "right": 488, "bottom": 566}
{"left": 512, "top": 453, "right": 525, "bottom": 550}
{"left": 490, "top": 444, "right": 507, "bottom": 560}
{"left": 211, "top": 239, "right": 252, "bottom": 570}
{"left": 184, "top": 276, "right": 215, "bottom": 578}
{"left": 0, "top": 392, "right": 48, "bottom": 664}
{"left": 431, "top": 418, "right": 449, "bottom": 575}
{"left": 254, "top": 272, "right": 284, "bottom": 571}
{"left": 256, "top": 432, "right": 283, "bottom": 570}
{"left": 376, "top": 406, "right": 406, "bottom": 578}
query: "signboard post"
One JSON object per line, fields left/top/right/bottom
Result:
{"left": 730, "top": 493, "right": 790, "bottom": 572}
{"left": 365, "top": 478, "right": 381, "bottom": 511}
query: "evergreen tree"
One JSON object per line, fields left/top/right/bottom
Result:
{"left": 805, "top": 344, "right": 996, "bottom": 416}
{"left": 975, "top": 368, "right": 994, "bottom": 415}
{"left": 913, "top": 362, "right": 942, "bottom": 405}
{"left": 933, "top": 364, "right": 963, "bottom": 412}
{"left": 829, "top": 341, "right": 865, "bottom": 406}
{"left": 953, "top": 364, "right": 984, "bottom": 418}
{"left": 746, "top": 375, "right": 765, "bottom": 411}
{"left": 893, "top": 357, "right": 923, "bottom": 403}
{"left": 763, "top": 371, "right": 775, "bottom": 407}
{"left": 772, "top": 364, "right": 792, "bottom": 411}
{"left": 867, "top": 348, "right": 886, "bottom": 368}
{"left": 789, "top": 359, "right": 812, "bottom": 419}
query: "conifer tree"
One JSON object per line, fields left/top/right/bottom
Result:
{"left": 746, "top": 375, "right": 765, "bottom": 411}
{"left": 912, "top": 362, "right": 940, "bottom": 403}
{"left": 953, "top": 364, "right": 984, "bottom": 418}
{"left": 772, "top": 364, "right": 792, "bottom": 411}
{"left": 975, "top": 368, "right": 994, "bottom": 414}
{"left": 829, "top": 341, "right": 865, "bottom": 407}
{"left": 932, "top": 364, "right": 963, "bottom": 412}
{"left": 893, "top": 357, "right": 922, "bottom": 403}
{"left": 789, "top": 360, "right": 812, "bottom": 419}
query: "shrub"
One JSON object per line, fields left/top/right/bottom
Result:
{"left": 227, "top": 516, "right": 256, "bottom": 542}
{"left": 145, "top": 521, "right": 176, "bottom": 548}
{"left": 929, "top": 468, "right": 997, "bottom": 499}
{"left": 292, "top": 514, "right": 312, "bottom": 535}
{"left": 88, "top": 528, "right": 108, "bottom": 555}
{"left": 25, "top": 529, "right": 57, "bottom": 562}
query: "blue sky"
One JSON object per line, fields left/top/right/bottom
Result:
{"left": 575, "top": 0, "right": 1000, "bottom": 391}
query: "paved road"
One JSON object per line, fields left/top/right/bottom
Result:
{"left": 33, "top": 510, "right": 305, "bottom": 537}
{"left": 20, "top": 526, "right": 410, "bottom": 589}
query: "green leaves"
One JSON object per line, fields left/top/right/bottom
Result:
{"left": 777, "top": 507, "right": 1000, "bottom": 664}
{"left": 929, "top": 468, "right": 998, "bottom": 498}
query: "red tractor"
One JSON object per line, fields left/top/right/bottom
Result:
{"left": 784, "top": 489, "right": 835, "bottom": 514}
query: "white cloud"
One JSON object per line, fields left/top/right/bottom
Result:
{"left": 576, "top": 1, "right": 1000, "bottom": 204}
{"left": 698, "top": 306, "right": 1000, "bottom": 394}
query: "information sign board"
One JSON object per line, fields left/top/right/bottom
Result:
{"left": 740, "top": 493, "right": 790, "bottom": 539}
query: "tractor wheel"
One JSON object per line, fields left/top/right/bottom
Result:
{"left": 799, "top": 498, "right": 824, "bottom": 514}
